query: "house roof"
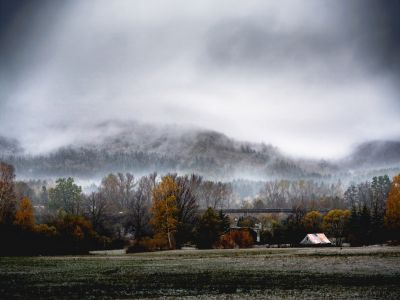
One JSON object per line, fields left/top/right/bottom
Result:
{"left": 300, "top": 233, "right": 331, "bottom": 245}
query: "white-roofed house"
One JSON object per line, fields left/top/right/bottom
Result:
{"left": 300, "top": 233, "right": 332, "bottom": 246}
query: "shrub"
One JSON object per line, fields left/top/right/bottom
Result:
{"left": 108, "top": 237, "right": 128, "bottom": 250}
{"left": 217, "top": 229, "right": 254, "bottom": 249}
{"left": 47, "top": 214, "right": 105, "bottom": 254}
{"left": 218, "top": 233, "right": 236, "bottom": 249}
{"left": 35, "top": 223, "right": 57, "bottom": 236}
{"left": 260, "top": 229, "right": 273, "bottom": 244}
{"left": 194, "top": 208, "right": 228, "bottom": 249}
{"left": 127, "top": 234, "right": 169, "bottom": 253}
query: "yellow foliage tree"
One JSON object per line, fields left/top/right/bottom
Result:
{"left": 303, "top": 211, "right": 322, "bottom": 233}
{"left": 14, "top": 197, "right": 35, "bottom": 230}
{"left": 151, "top": 176, "right": 178, "bottom": 249}
{"left": 322, "top": 209, "right": 351, "bottom": 246}
{"left": 384, "top": 175, "right": 400, "bottom": 235}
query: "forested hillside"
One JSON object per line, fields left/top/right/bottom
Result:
{"left": 1, "top": 123, "right": 399, "bottom": 181}
{"left": 0, "top": 123, "right": 342, "bottom": 179}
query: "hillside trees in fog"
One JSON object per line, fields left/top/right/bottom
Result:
{"left": 14, "top": 180, "right": 49, "bottom": 206}
{"left": 0, "top": 128, "right": 342, "bottom": 180}
{"left": 257, "top": 179, "right": 343, "bottom": 209}
{"left": 14, "top": 181, "right": 35, "bottom": 203}
{"left": 2, "top": 148, "right": 179, "bottom": 178}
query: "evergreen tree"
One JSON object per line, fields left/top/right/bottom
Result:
{"left": 195, "top": 208, "right": 228, "bottom": 249}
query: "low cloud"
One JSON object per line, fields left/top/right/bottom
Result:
{"left": 0, "top": 0, "right": 399, "bottom": 158}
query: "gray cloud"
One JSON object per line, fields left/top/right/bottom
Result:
{"left": 0, "top": 0, "right": 399, "bottom": 158}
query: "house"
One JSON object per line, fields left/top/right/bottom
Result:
{"left": 300, "top": 233, "right": 332, "bottom": 246}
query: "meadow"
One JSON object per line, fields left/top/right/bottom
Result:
{"left": 1, "top": 247, "right": 400, "bottom": 299}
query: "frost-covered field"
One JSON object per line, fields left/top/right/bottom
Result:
{"left": 1, "top": 247, "right": 400, "bottom": 299}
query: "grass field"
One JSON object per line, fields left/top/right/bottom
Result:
{"left": 1, "top": 247, "right": 400, "bottom": 299}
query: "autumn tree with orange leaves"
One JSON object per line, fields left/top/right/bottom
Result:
{"left": 14, "top": 197, "right": 35, "bottom": 230}
{"left": 151, "top": 176, "right": 178, "bottom": 249}
{"left": 385, "top": 175, "right": 400, "bottom": 240}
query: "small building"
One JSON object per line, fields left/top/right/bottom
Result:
{"left": 300, "top": 233, "right": 331, "bottom": 246}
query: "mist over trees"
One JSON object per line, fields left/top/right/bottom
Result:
{"left": 2, "top": 124, "right": 398, "bottom": 181}
{"left": 0, "top": 145, "right": 309, "bottom": 180}
{"left": 2, "top": 155, "right": 400, "bottom": 255}
{"left": 257, "top": 179, "right": 344, "bottom": 210}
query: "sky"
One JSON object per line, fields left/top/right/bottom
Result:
{"left": 1, "top": 0, "right": 400, "bottom": 158}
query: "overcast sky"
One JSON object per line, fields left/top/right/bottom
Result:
{"left": 1, "top": 0, "right": 400, "bottom": 158}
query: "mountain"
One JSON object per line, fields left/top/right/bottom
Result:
{"left": 0, "top": 136, "right": 22, "bottom": 156}
{"left": 0, "top": 122, "right": 337, "bottom": 179}
{"left": 0, "top": 122, "right": 398, "bottom": 181}
{"left": 342, "top": 140, "right": 400, "bottom": 169}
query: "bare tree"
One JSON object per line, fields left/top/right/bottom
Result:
{"left": 125, "top": 173, "right": 156, "bottom": 240}
{"left": 0, "top": 162, "right": 17, "bottom": 224}
{"left": 194, "top": 180, "right": 232, "bottom": 210}
{"left": 83, "top": 191, "right": 112, "bottom": 234}
{"left": 260, "top": 179, "right": 344, "bottom": 209}
{"left": 174, "top": 175, "right": 199, "bottom": 247}
{"left": 261, "top": 180, "right": 288, "bottom": 208}
{"left": 176, "top": 176, "right": 198, "bottom": 221}
{"left": 117, "top": 172, "right": 136, "bottom": 210}
{"left": 99, "top": 173, "right": 120, "bottom": 212}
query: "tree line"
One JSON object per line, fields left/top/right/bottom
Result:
{"left": 253, "top": 174, "right": 400, "bottom": 246}
{"left": 0, "top": 161, "right": 236, "bottom": 254}
{"left": 241, "top": 179, "right": 344, "bottom": 210}
{"left": 1, "top": 160, "right": 400, "bottom": 255}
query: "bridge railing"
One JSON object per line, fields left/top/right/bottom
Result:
{"left": 199, "top": 208, "right": 330, "bottom": 214}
